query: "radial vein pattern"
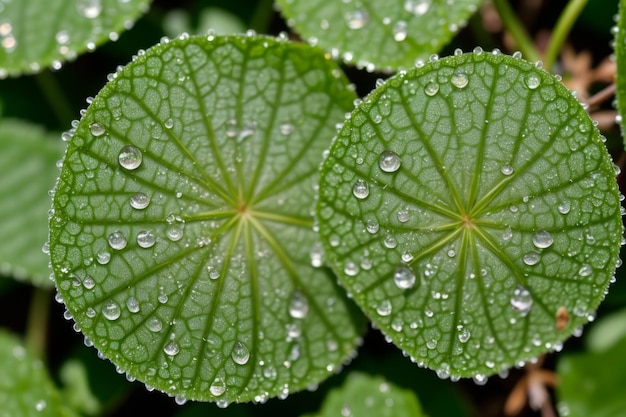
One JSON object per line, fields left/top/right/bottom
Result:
{"left": 317, "top": 51, "right": 623, "bottom": 380}
{"left": 49, "top": 34, "right": 364, "bottom": 404}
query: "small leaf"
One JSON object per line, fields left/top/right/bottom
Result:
{"left": 0, "top": 0, "right": 150, "bottom": 78}
{"left": 0, "top": 329, "right": 77, "bottom": 417}
{"left": 275, "top": 0, "right": 483, "bottom": 71}
{"left": 0, "top": 119, "right": 63, "bottom": 287}
{"left": 317, "top": 51, "right": 622, "bottom": 379}
{"left": 301, "top": 372, "right": 425, "bottom": 417}
{"left": 49, "top": 35, "right": 364, "bottom": 404}
{"left": 557, "top": 333, "right": 626, "bottom": 417}
{"left": 583, "top": 306, "right": 626, "bottom": 353}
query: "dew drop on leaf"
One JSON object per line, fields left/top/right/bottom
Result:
{"left": 424, "top": 81, "right": 439, "bottom": 96}
{"left": 500, "top": 164, "right": 514, "bottom": 175}
{"left": 76, "top": 0, "right": 102, "bottom": 19}
{"left": 126, "top": 296, "right": 140, "bottom": 313}
{"left": 146, "top": 317, "right": 162, "bottom": 333}
{"left": 376, "top": 300, "right": 392, "bottom": 316}
{"left": 404, "top": 0, "right": 431, "bottom": 15}
{"left": 344, "top": 261, "right": 359, "bottom": 276}
{"left": 102, "top": 299, "right": 121, "bottom": 321}
{"left": 524, "top": 73, "right": 541, "bottom": 89}
{"left": 397, "top": 209, "right": 410, "bottom": 223}
{"left": 457, "top": 326, "right": 471, "bottom": 343}
{"left": 366, "top": 220, "right": 379, "bottom": 234}
{"left": 83, "top": 276, "right": 95, "bottom": 289}
{"left": 89, "top": 122, "right": 106, "bottom": 137}
{"left": 393, "top": 265, "right": 416, "bottom": 290}
{"left": 129, "top": 192, "right": 150, "bottom": 209}
{"left": 383, "top": 234, "right": 397, "bottom": 249}
{"left": 532, "top": 230, "right": 553, "bottom": 249}
{"left": 345, "top": 10, "right": 369, "bottom": 30}
{"left": 137, "top": 230, "right": 156, "bottom": 248}
{"left": 210, "top": 377, "right": 226, "bottom": 396}
{"left": 352, "top": 179, "right": 369, "bottom": 199}
{"left": 378, "top": 150, "right": 402, "bottom": 173}
{"left": 163, "top": 340, "right": 180, "bottom": 356}
{"left": 578, "top": 264, "right": 592, "bottom": 277}
{"left": 288, "top": 290, "right": 309, "bottom": 319}
{"left": 393, "top": 21, "right": 408, "bottom": 42}
{"left": 451, "top": 71, "right": 468, "bottom": 88}
{"left": 231, "top": 341, "right": 250, "bottom": 365}
{"left": 108, "top": 231, "right": 127, "bottom": 250}
{"left": 522, "top": 251, "right": 540, "bottom": 265}
{"left": 118, "top": 145, "right": 142, "bottom": 170}
{"left": 510, "top": 285, "right": 533, "bottom": 314}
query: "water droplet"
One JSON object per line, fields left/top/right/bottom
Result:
{"left": 231, "top": 341, "right": 250, "bottom": 365}
{"left": 511, "top": 285, "right": 533, "bottom": 314}
{"left": 166, "top": 225, "right": 184, "bottom": 242}
{"left": 108, "top": 231, "right": 127, "bottom": 250}
{"left": 35, "top": 400, "right": 47, "bottom": 412}
{"left": 558, "top": 201, "right": 571, "bottom": 214}
{"left": 523, "top": 251, "right": 540, "bottom": 266}
{"left": 83, "top": 276, "right": 95, "bottom": 289}
{"left": 532, "top": 230, "right": 553, "bottom": 249}
{"left": 126, "top": 296, "right": 140, "bottom": 313}
{"left": 366, "top": 220, "right": 379, "bottom": 234}
{"left": 210, "top": 378, "right": 226, "bottom": 396}
{"left": 473, "top": 374, "right": 488, "bottom": 385}
{"left": 289, "top": 290, "right": 309, "bottom": 319}
{"left": 457, "top": 326, "right": 471, "bottom": 343}
{"left": 118, "top": 145, "right": 142, "bottom": 170}
{"left": 77, "top": 0, "right": 102, "bottom": 18}
{"left": 130, "top": 192, "right": 150, "bottom": 209}
{"left": 379, "top": 150, "right": 402, "bottom": 172}
{"left": 524, "top": 73, "right": 541, "bottom": 89}
{"left": 397, "top": 209, "right": 410, "bottom": 223}
{"left": 137, "top": 230, "right": 156, "bottom": 248}
{"left": 102, "top": 300, "right": 121, "bottom": 320}
{"left": 401, "top": 251, "right": 414, "bottom": 262}
{"left": 393, "top": 21, "right": 408, "bottom": 42}
{"left": 501, "top": 164, "right": 514, "bottom": 175}
{"left": 352, "top": 179, "right": 369, "bottom": 199}
{"left": 164, "top": 340, "right": 180, "bottom": 356}
{"left": 90, "top": 122, "right": 106, "bottom": 137}
{"left": 578, "top": 264, "right": 592, "bottom": 277}
{"left": 376, "top": 300, "right": 392, "bottom": 316}
{"left": 383, "top": 234, "right": 397, "bottom": 249}
{"left": 451, "top": 71, "right": 468, "bottom": 88}
{"left": 345, "top": 10, "right": 369, "bottom": 29}
{"left": 426, "top": 339, "right": 437, "bottom": 349}
{"left": 344, "top": 261, "right": 359, "bottom": 276}
{"left": 310, "top": 242, "right": 324, "bottom": 267}
{"left": 404, "top": 0, "right": 430, "bottom": 15}
{"left": 164, "top": 118, "right": 174, "bottom": 129}
{"left": 394, "top": 265, "right": 416, "bottom": 290}
{"left": 502, "top": 227, "right": 513, "bottom": 241}
{"left": 147, "top": 317, "right": 162, "bottom": 332}
{"left": 424, "top": 81, "right": 439, "bottom": 96}
{"left": 280, "top": 123, "right": 295, "bottom": 135}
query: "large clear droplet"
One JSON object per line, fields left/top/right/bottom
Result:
{"left": 424, "top": 81, "right": 439, "bottom": 96}
{"left": 451, "top": 71, "right": 468, "bottom": 88}
{"left": 345, "top": 10, "right": 370, "bottom": 29}
{"left": 102, "top": 300, "right": 121, "bottom": 321}
{"left": 457, "top": 326, "right": 471, "bottom": 343}
{"left": 118, "top": 145, "right": 142, "bottom": 170}
{"left": 376, "top": 300, "right": 392, "bottom": 316}
{"left": 147, "top": 317, "right": 162, "bottom": 332}
{"left": 130, "top": 192, "right": 150, "bottom": 209}
{"left": 501, "top": 164, "right": 514, "bottom": 175}
{"left": 210, "top": 378, "right": 226, "bottom": 397}
{"left": 89, "top": 122, "right": 106, "bottom": 137}
{"left": 558, "top": 201, "right": 571, "bottom": 214}
{"left": 288, "top": 290, "right": 309, "bottom": 319}
{"left": 578, "top": 264, "right": 592, "bottom": 277}
{"left": 523, "top": 251, "right": 540, "bottom": 266}
{"left": 511, "top": 285, "right": 533, "bottom": 314}
{"left": 126, "top": 296, "right": 140, "bottom": 313}
{"left": 379, "top": 150, "right": 402, "bottom": 173}
{"left": 366, "top": 220, "right": 379, "bottom": 234}
{"left": 352, "top": 179, "right": 369, "bottom": 199}
{"left": 137, "top": 230, "right": 156, "bottom": 248}
{"left": 524, "top": 73, "right": 541, "bottom": 89}
{"left": 108, "top": 231, "right": 127, "bottom": 250}
{"left": 394, "top": 265, "right": 416, "bottom": 290}
{"left": 231, "top": 341, "right": 250, "bottom": 365}
{"left": 164, "top": 340, "right": 180, "bottom": 356}
{"left": 532, "top": 230, "right": 553, "bottom": 249}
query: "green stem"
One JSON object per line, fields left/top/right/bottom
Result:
{"left": 25, "top": 287, "right": 52, "bottom": 359}
{"left": 544, "top": 0, "right": 589, "bottom": 71}
{"left": 35, "top": 70, "right": 74, "bottom": 127}
{"left": 492, "top": 0, "right": 541, "bottom": 62}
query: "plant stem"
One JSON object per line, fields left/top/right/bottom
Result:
{"left": 492, "top": 0, "right": 541, "bottom": 62}
{"left": 544, "top": 0, "right": 589, "bottom": 71}
{"left": 25, "top": 287, "right": 52, "bottom": 359}
{"left": 35, "top": 70, "right": 75, "bottom": 128}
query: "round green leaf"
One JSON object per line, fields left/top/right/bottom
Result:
{"left": 302, "top": 372, "right": 425, "bottom": 417}
{"left": 317, "top": 51, "right": 623, "bottom": 380}
{"left": 0, "top": 119, "right": 63, "bottom": 287}
{"left": 0, "top": 0, "right": 150, "bottom": 78}
{"left": 275, "top": 0, "right": 483, "bottom": 71}
{"left": 0, "top": 329, "right": 77, "bottom": 417}
{"left": 49, "top": 34, "right": 364, "bottom": 404}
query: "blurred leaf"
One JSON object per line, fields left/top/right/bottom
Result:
{"left": 0, "top": 0, "right": 150, "bottom": 78}
{"left": 59, "top": 359, "right": 102, "bottom": 416}
{"left": 584, "top": 306, "right": 626, "bottom": 352}
{"left": 301, "top": 371, "right": 425, "bottom": 417}
{"left": 276, "top": 0, "right": 484, "bottom": 71}
{"left": 0, "top": 119, "right": 64, "bottom": 287}
{"left": 615, "top": 0, "right": 626, "bottom": 145}
{"left": 0, "top": 329, "right": 78, "bottom": 417}
{"left": 557, "top": 333, "right": 626, "bottom": 417}
{"left": 50, "top": 34, "right": 365, "bottom": 404}
{"left": 317, "top": 51, "right": 622, "bottom": 379}
{"left": 163, "top": 7, "right": 245, "bottom": 39}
